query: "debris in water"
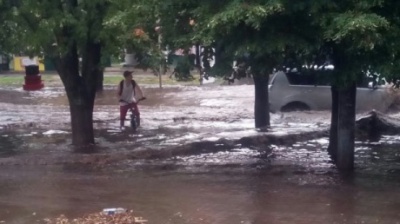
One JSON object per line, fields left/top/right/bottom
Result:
{"left": 43, "top": 210, "right": 148, "bottom": 224}
{"left": 102, "top": 208, "right": 126, "bottom": 215}
{"left": 43, "top": 130, "right": 68, "bottom": 135}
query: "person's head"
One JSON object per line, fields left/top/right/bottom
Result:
{"left": 123, "top": 71, "right": 133, "bottom": 80}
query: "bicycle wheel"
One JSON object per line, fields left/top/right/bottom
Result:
{"left": 130, "top": 114, "right": 137, "bottom": 131}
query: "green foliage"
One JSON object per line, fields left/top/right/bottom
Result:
{"left": 184, "top": 0, "right": 400, "bottom": 86}
{"left": 207, "top": 1, "right": 284, "bottom": 31}
{"left": 4, "top": 0, "right": 400, "bottom": 87}
{"left": 104, "top": 0, "right": 167, "bottom": 72}
{"left": 0, "top": 0, "right": 21, "bottom": 54}
{"left": 312, "top": 0, "right": 392, "bottom": 86}
{"left": 10, "top": 0, "right": 110, "bottom": 57}
{"left": 193, "top": 0, "right": 320, "bottom": 76}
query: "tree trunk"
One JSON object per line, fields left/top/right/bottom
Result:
{"left": 50, "top": 0, "right": 106, "bottom": 149}
{"left": 336, "top": 82, "right": 357, "bottom": 171}
{"left": 96, "top": 69, "right": 104, "bottom": 92}
{"left": 55, "top": 44, "right": 96, "bottom": 147}
{"left": 253, "top": 75, "right": 270, "bottom": 129}
{"left": 328, "top": 85, "right": 338, "bottom": 162}
{"left": 69, "top": 97, "right": 95, "bottom": 146}
{"left": 54, "top": 39, "right": 101, "bottom": 149}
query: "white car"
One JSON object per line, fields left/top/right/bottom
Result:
{"left": 269, "top": 70, "right": 394, "bottom": 112}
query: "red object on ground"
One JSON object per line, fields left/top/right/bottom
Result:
{"left": 23, "top": 74, "right": 44, "bottom": 91}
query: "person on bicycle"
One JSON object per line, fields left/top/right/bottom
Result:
{"left": 117, "top": 70, "right": 145, "bottom": 130}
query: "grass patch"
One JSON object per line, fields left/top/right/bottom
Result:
{"left": 0, "top": 74, "right": 61, "bottom": 87}
{"left": 103, "top": 74, "right": 201, "bottom": 86}
{"left": 0, "top": 73, "right": 203, "bottom": 87}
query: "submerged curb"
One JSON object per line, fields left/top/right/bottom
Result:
{"left": 128, "top": 128, "right": 330, "bottom": 160}
{"left": 0, "top": 128, "right": 330, "bottom": 167}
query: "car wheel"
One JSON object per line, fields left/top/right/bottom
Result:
{"left": 281, "top": 102, "right": 310, "bottom": 112}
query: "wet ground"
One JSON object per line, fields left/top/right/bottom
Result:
{"left": 1, "top": 84, "right": 400, "bottom": 223}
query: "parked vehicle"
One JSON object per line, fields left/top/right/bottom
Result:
{"left": 269, "top": 70, "right": 394, "bottom": 112}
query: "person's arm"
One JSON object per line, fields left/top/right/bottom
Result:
{"left": 117, "top": 82, "right": 122, "bottom": 98}
{"left": 135, "top": 83, "right": 144, "bottom": 99}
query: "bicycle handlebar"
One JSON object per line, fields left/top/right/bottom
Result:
{"left": 119, "top": 97, "right": 146, "bottom": 104}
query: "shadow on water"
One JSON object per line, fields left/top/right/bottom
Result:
{"left": 0, "top": 133, "right": 25, "bottom": 157}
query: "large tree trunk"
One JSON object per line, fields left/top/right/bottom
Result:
{"left": 336, "top": 82, "right": 357, "bottom": 171}
{"left": 54, "top": 39, "right": 102, "bottom": 148}
{"left": 253, "top": 75, "right": 270, "bottom": 129}
{"left": 328, "top": 46, "right": 358, "bottom": 171}
{"left": 328, "top": 85, "right": 338, "bottom": 162}
{"left": 96, "top": 69, "right": 104, "bottom": 92}
{"left": 51, "top": 0, "right": 106, "bottom": 149}
{"left": 55, "top": 42, "right": 96, "bottom": 147}
{"left": 69, "top": 95, "right": 95, "bottom": 146}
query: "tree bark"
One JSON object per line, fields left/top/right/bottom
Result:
{"left": 328, "top": 85, "right": 338, "bottom": 162}
{"left": 54, "top": 43, "right": 95, "bottom": 147}
{"left": 328, "top": 45, "right": 358, "bottom": 171}
{"left": 54, "top": 38, "right": 102, "bottom": 149}
{"left": 253, "top": 75, "right": 270, "bottom": 129}
{"left": 96, "top": 69, "right": 104, "bottom": 92}
{"left": 49, "top": 0, "right": 106, "bottom": 149}
{"left": 69, "top": 96, "right": 95, "bottom": 146}
{"left": 336, "top": 82, "right": 357, "bottom": 171}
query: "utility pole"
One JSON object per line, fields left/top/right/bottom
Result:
{"left": 155, "top": 16, "right": 163, "bottom": 89}
{"left": 158, "top": 32, "right": 163, "bottom": 89}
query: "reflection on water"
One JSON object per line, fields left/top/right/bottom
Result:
{"left": 0, "top": 135, "right": 23, "bottom": 157}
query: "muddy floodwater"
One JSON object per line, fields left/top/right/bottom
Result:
{"left": 1, "top": 84, "right": 400, "bottom": 223}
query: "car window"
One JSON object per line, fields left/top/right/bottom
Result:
{"left": 286, "top": 69, "right": 376, "bottom": 87}
{"left": 286, "top": 70, "right": 332, "bottom": 86}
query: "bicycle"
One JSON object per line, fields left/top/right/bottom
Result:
{"left": 120, "top": 97, "right": 146, "bottom": 131}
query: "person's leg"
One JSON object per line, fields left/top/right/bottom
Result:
{"left": 120, "top": 105, "right": 129, "bottom": 128}
{"left": 131, "top": 103, "right": 141, "bottom": 126}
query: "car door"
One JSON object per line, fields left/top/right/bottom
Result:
{"left": 269, "top": 71, "right": 289, "bottom": 112}
{"left": 283, "top": 71, "right": 317, "bottom": 109}
{"left": 307, "top": 69, "right": 334, "bottom": 110}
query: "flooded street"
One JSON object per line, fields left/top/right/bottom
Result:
{"left": 1, "top": 84, "right": 400, "bottom": 223}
